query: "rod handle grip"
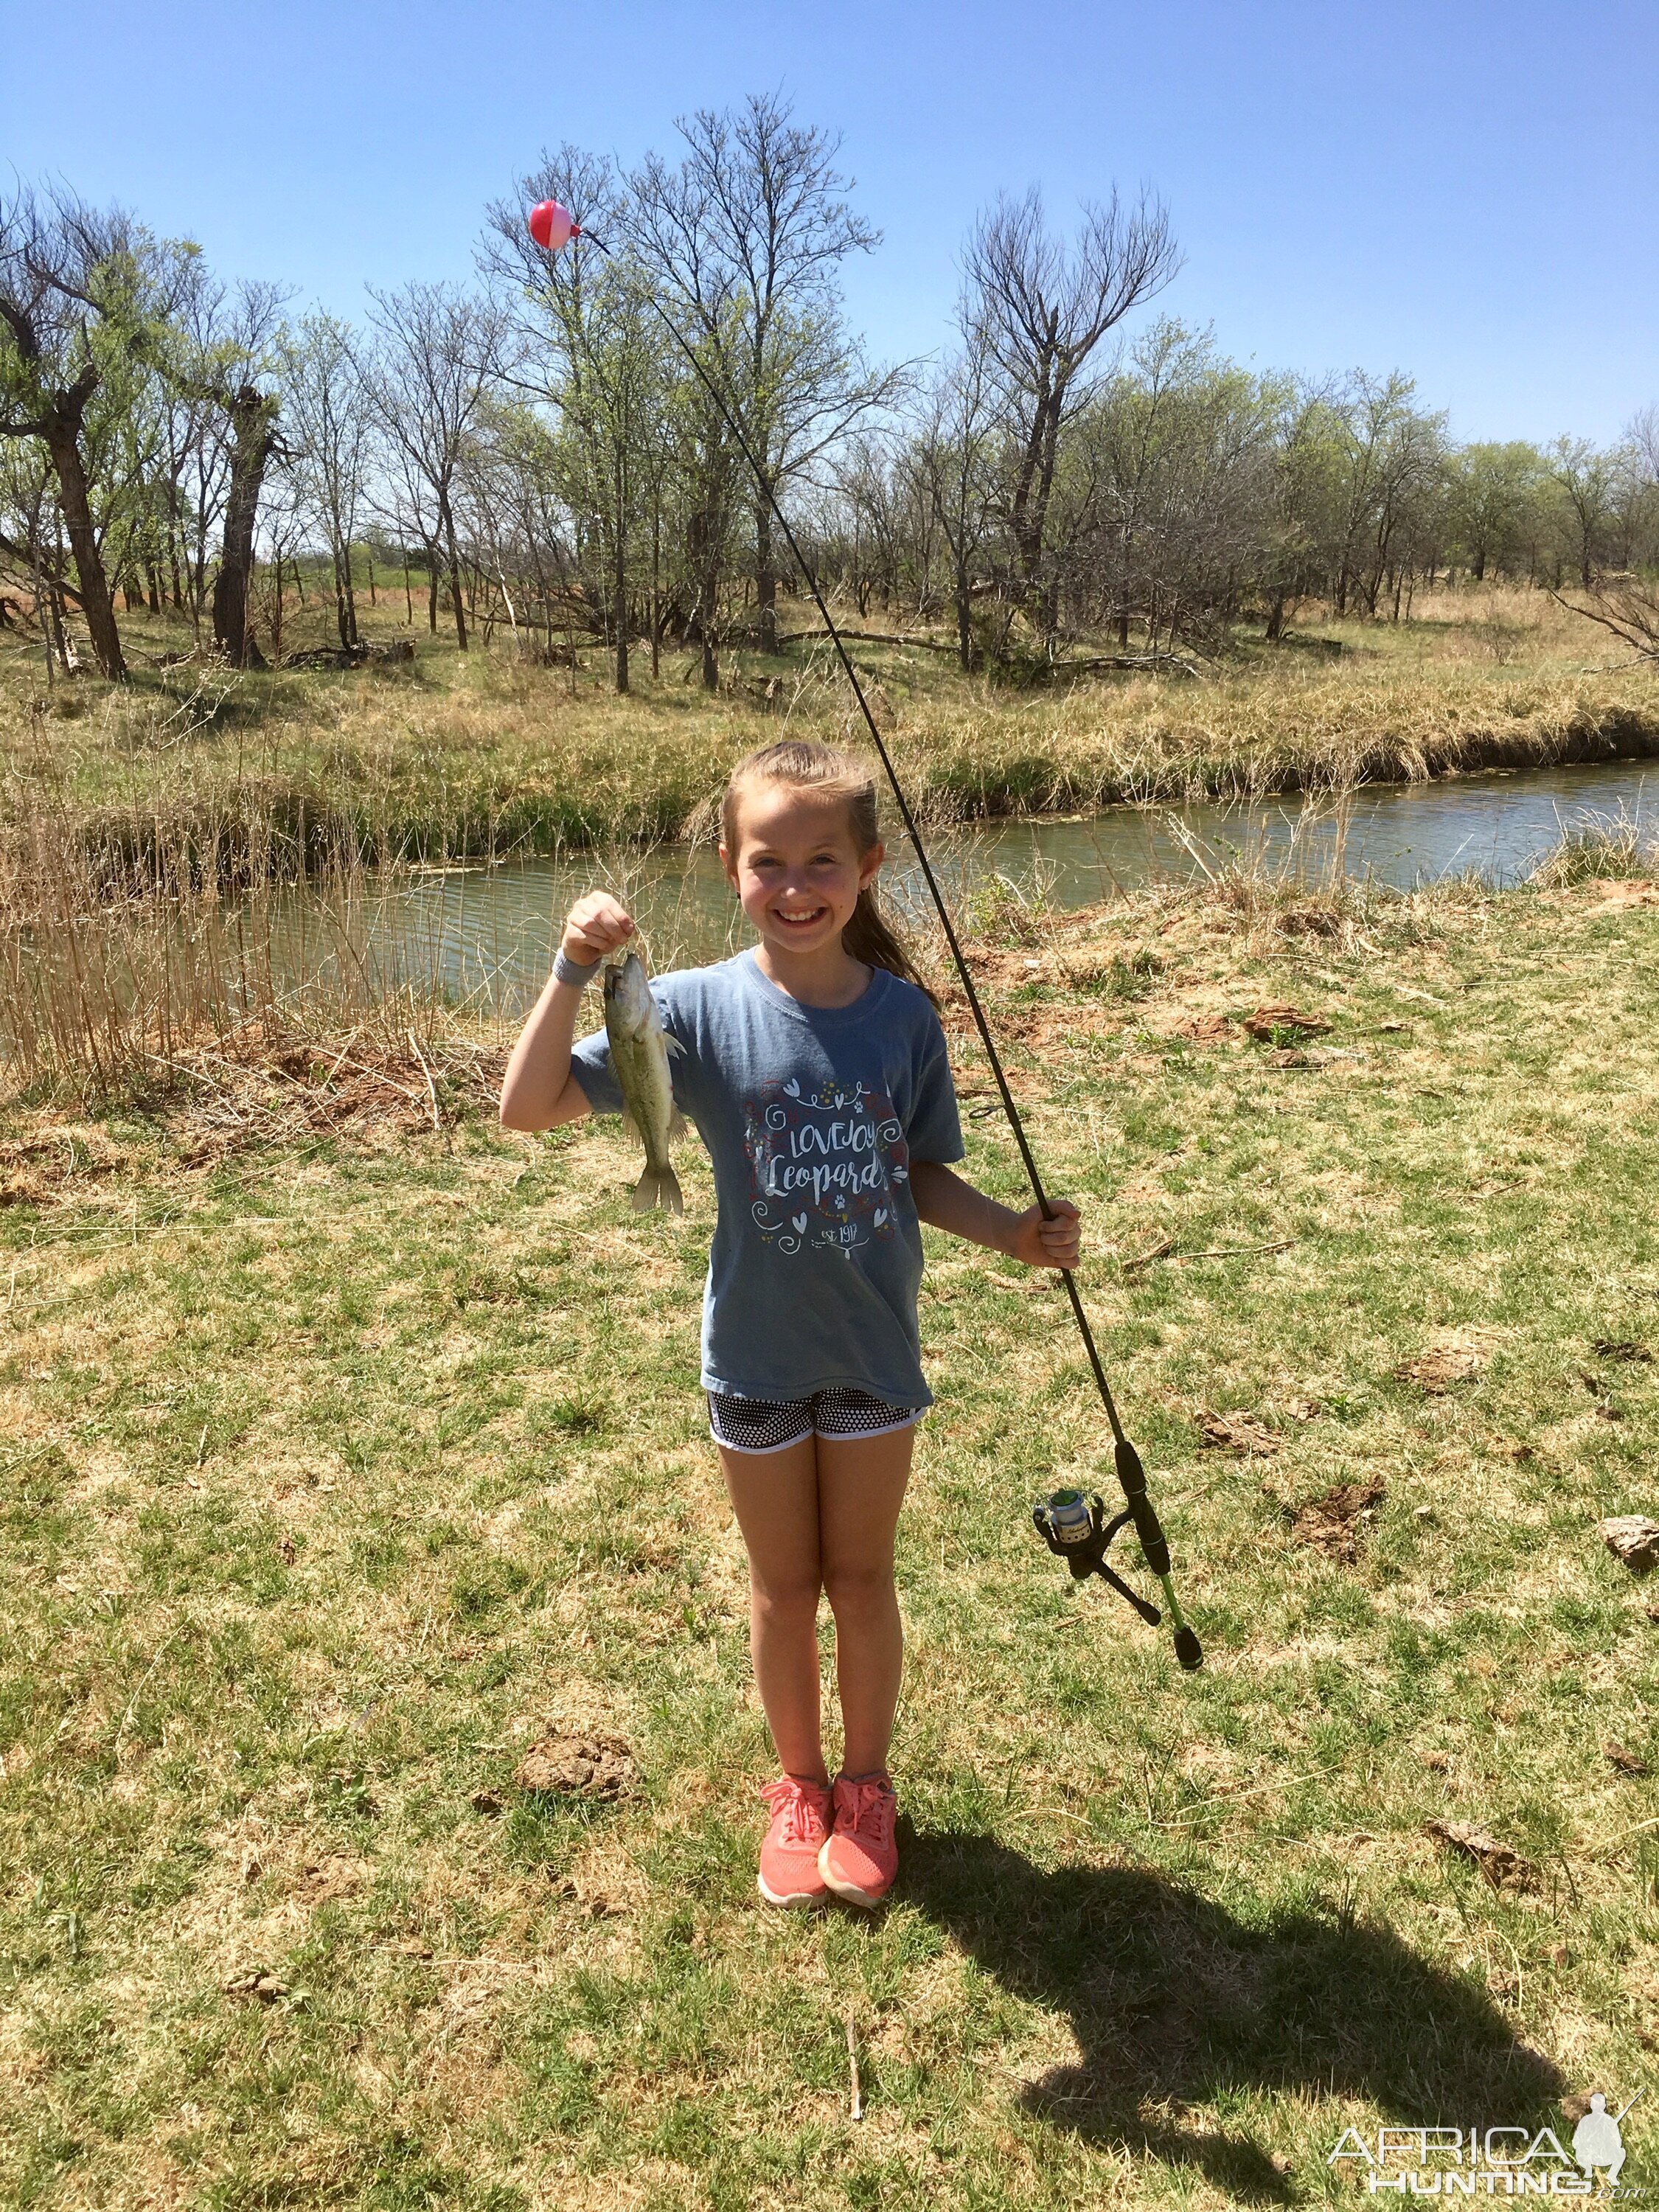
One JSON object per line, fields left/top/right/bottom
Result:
{"left": 1115, "top": 1439, "right": 1172, "bottom": 1577}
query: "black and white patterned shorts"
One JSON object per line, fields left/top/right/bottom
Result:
{"left": 707, "top": 1385, "right": 925, "bottom": 1455}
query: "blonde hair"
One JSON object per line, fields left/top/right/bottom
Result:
{"left": 721, "top": 737, "right": 933, "bottom": 998}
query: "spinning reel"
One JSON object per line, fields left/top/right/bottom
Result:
{"left": 1034, "top": 1460, "right": 1203, "bottom": 1671}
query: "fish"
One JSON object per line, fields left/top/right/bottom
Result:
{"left": 602, "top": 950, "right": 686, "bottom": 1214}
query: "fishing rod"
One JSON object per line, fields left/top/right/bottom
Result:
{"left": 528, "top": 199, "right": 1202, "bottom": 1671}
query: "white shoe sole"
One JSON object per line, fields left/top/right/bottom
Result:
{"left": 817, "top": 1844, "right": 891, "bottom": 1909}
{"left": 757, "top": 1871, "right": 824, "bottom": 1909}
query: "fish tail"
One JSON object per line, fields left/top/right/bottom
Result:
{"left": 632, "top": 1164, "right": 684, "bottom": 1217}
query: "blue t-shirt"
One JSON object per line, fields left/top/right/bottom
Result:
{"left": 569, "top": 951, "right": 964, "bottom": 1406}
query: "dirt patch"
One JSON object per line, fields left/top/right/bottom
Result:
{"left": 1587, "top": 879, "right": 1659, "bottom": 912}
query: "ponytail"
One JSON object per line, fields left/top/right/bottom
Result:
{"left": 842, "top": 886, "right": 935, "bottom": 1001}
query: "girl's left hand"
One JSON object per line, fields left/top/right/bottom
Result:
{"left": 1007, "top": 1197, "right": 1082, "bottom": 1270}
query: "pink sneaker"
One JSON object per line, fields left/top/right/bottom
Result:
{"left": 757, "top": 1777, "right": 832, "bottom": 1908}
{"left": 818, "top": 1773, "right": 899, "bottom": 1907}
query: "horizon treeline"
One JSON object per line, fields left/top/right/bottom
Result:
{"left": 4, "top": 92, "right": 1658, "bottom": 690}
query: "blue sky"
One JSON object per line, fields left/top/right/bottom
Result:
{"left": 7, "top": 0, "right": 1655, "bottom": 443}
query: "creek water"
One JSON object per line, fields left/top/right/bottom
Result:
{"left": 341, "top": 758, "right": 1654, "bottom": 1018}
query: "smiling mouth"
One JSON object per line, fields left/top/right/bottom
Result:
{"left": 774, "top": 905, "right": 829, "bottom": 925}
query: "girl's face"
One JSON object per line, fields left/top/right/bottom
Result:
{"left": 721, "top": 785, "right": 883, "bottom": 961}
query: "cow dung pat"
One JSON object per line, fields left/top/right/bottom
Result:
{"left": 1599, "top": 1517, "right": 1659, "bottom": 1573}
{"left": 513, "top": 1731, "right": 635, "bottom": 1800}
{"left": 1423, "top": 1820, "right": 1537, "bottom": 1892}
{"left": 1291, "top": 1477, "right": 1386, "bottom": 1562}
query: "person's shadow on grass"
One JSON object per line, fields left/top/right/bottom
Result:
{"left": 904, "top": 1830, "right": 1562, "bottom": 2204}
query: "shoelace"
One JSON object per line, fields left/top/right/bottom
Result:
{"left": 761, "top": 1778, "right": 827, "bottom": 1846}
{"left": 838, "top": 1778, "right": 895, "bottom": 1848}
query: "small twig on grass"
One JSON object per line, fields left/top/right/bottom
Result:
{"left": 318, "top": 1028, "right": 362, "bottom": 1089}
{"left": 1177, "top": 1239, "right": 1297, "bottom": 1262}
{"left": 113, "top": 1627, "right": 184, "bottom": 1758}
{"left": 1596, "top": 1810, "right": 1659, "bottom": 1860}
{"left": 846, "top": 2011, "right": 863, "bottom": 2122}
{"left": 1155, "top": 1757, "right": 1343, "bottom": 1827}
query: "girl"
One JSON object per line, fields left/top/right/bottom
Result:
{"left": 500, "top": 739, "right": 1080, "bottom": 1908}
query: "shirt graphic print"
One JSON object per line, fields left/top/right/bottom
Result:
{"left": 745, "top": 1077, "right": 908, "bottom": 1256}
{"left": 567, "top": 951, "right": 964, "bottom": 1403}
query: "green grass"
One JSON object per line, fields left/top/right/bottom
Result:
{"left": 3, "top": 871, "right": 1659, "bottom": 2207}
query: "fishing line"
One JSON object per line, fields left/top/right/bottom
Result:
{"left": 529, "top": 202, "right": 1201, "bottom": 1669}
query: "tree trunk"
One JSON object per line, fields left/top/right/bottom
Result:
{"left": 441, "top": 508, "right": 467, "bottom": 651}
{"left": 650, "top": 496, "right": 661, "bottom": 680}
{"left": 689, "top": 500, "right": 720, "bottom": 691}
{"left": 756, "top": 497, "right": 777, "bottom": 654}
{"left": 41, "top": 420, "right": 126, "bottom": 679}
{"left": 212, "top": 384, "right": 277, "bottom": 668}
{"left": 614, "top": 519, "right": 629, "bottom": 695}
{"left": 954, "top": 565, "right": 975, "bottom": 672}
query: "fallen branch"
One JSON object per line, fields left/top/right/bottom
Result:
{"left": 1121, "top": 1236, "right": 1175, "bottom": 1273}
{"left": 772, "top": 627, "right": 961, "bottom": 653}
{"left": 1129, "top": 1238, "right": 1295, "bottom": 1270}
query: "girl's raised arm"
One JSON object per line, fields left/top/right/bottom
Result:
{"left": 499, "top": 893, "right": 635, "bottom": 1132}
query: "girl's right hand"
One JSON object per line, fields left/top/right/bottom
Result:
{"left": 561, "top": 892, "right": 636, "bottom": 967}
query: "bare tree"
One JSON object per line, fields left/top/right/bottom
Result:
{"left": 1551, "top": 409, "right": 1659, "bottom": 660}
{"left": 361, "top": 283, "right": 511, "bottom": 650}
{"left": 1548, "top": 436, "right": 1618, "bottom": 592}
{"left": 279, "top": 312, "right": 370, "bottom": 648}
{"left": 631, "top": 93, "right": 894, "bottom": 663}
{"left": 962, "top": 184, "right": 1179, "bottom": 643}
{"left": 907, "top": 348, "right": 1000, "bottom": 667}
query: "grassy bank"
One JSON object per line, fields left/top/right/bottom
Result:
{"left": 4, "top": 585, "right": 1657, "bottom": 880}
{"left": 4, "top": 862, "right": 1658, "bottom": 2208}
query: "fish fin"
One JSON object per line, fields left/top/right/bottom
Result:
{"left": 669, "top": 1106, "right": 686, "bottom": 1139}
{"left": 632, "top": 1164, "right": 684, "bottom": 1217}
{"left": 620, "top": 1108, "right": 639, "bottom": 1143}
{"left": 664, "top": 1032, "right": 686, "bottom": 1058}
